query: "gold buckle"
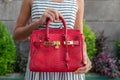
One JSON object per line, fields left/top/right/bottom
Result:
{"left": 54, "top": 41, "right": 60, "bottom": 49}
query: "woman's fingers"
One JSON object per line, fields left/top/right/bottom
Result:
{"left": 74, "top": 58, "right": 92, "bottom": 74}
{"left": 50, "top": 9, "right": 59, "bottom": 20}
{"left": 38, "top": 8, "right": 63, "bottom": 28}
{"left": 43, "top": 12, "right": 53, "bottom": 22}
{"left": 45, "top": 8, "right": 62, "bottom": 21}
{"left": 74, "top": 64, "right": 92, "bottom": 74}
{"left": 46, "top": 8, "right": 56, "bottom": 21}
{"left": 46, "top": 11, "right": 55, "bottom": 21}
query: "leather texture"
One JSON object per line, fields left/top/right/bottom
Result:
{"left": 30, "top": 17, "right": 84, "bottom": 72}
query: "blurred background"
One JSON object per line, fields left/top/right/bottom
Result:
{"left": 0, "top": 0, "right": 120, "bottom": 80}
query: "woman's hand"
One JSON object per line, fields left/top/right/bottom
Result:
{"left": 37, "top": 8, "right": 62, "bottom": 25}
{"left": 74, "top": 55, "right": 92, "bottom": 74}
{"left": 74, "top": 42, "right": 92, "bottom": 74}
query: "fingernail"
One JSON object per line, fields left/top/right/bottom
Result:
{"left": 83, "top": 61, "right": 87, "bottom": 65}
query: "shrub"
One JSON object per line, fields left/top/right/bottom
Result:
{"left": 115, "top": 38, "right": 120, "bottom": 72}
{"left": 0, "top": 21, "right": 16, "bottom": 75}
{"left": 14, "top": 40, "right": 29, "bottom": 73}
{"left": 115, "top": 39, "right": 120, "bottom": 59}
{"left": 93, "top": 50, "right": 120, "bottom": 78}
{"left": 94, "top": 31, "right": 120, "bottom": 78}
{"left": 14, "top": 52, "right": 28, "bottom": 73}
{"left": 83, "top": 21, "right": 97, "bottom": 62}
{"left": 95, "top": 31, "right": 108, "bottom": 54}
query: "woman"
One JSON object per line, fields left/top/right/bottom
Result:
{"left": 13, "top": 0, "right": 92, "bottom": 80}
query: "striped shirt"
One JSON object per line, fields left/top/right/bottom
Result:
{"left": 25, "top": 0, "right": 85, "bottom": 80}
{"left": 31, "top": 0, "right": 77, "bottom": 29}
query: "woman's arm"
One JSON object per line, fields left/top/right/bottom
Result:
{"left": 74, "top": 0, "right": 92, "bottom": 74}
{"left": 13, "top": 0, "right": 63, "bottom": 41}
{"left": 74, "top": 0, "right": 84, "bottom": 33}
{"left": 13, "top": 0, "right": 41, "bottom": 41}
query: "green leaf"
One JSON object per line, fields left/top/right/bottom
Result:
{"left": 0, "top": 21, "right": 16, "bottom": 75}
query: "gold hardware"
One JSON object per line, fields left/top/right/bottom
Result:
{"left": 44, "top": 41, "right": 60, "bottom": 49}
{"left": 64, "top": 41, "right": 74, "bottom": 47}
{"left": 64, "top": 41, "right": 73, "bottom": 45}
{"left": 54, "top": 41, "right": 60, "bottom": 49}
{"left": 44, "top": 42, "right": 54, "bottom": 46}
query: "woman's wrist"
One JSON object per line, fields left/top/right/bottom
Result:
{"left": 83, "top": 40, "right": 89, "bottom": 57}
{"left": 35, "top": 19, "right": 44, "bottom": 28}
{"left": 28, "top": 19, "right": 43, "bottom": 31}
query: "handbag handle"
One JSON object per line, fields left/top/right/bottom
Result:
{"left": 46, "top": 16, "right": 67, "bottom": 41}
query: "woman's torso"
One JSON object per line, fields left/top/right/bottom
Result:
{"left": 25, "top": 1, "right": 85, "bottom": 80}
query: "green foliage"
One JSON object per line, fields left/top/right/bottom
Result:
{"left": 115, "top": 39, "right": 120, "bottom": 59}
{"left": 14, "top": 52, "right": 28, "bottom": 73}
{"left": 95, "top": 31, "right": 108, "bottom": 54}
{"left": 0, "top": 21, "right": 16, "bottom": 75}
{"left": 115, "top": 39, "right": 120, "bottom": 70}
{"left": 94, "top": 51, "right": 120, "bottom": 78}
{"left": 83, "top": 21, "right": 97, "bottom": 62}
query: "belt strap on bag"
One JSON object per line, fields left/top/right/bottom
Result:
{"left": 64, "top": 35, "right": 70, "bottom": 69}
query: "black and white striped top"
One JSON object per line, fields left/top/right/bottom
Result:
{"left": 25, "top": 0, "right": 85, "bottom": 80}
{"left": 31, "top": 0, "right": 78, "bottom": 29}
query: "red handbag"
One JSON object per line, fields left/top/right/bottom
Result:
{"left": 30, "top": 17, "right": 84, "bottom": 72}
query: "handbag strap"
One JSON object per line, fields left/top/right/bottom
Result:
{"left": 46, "top": 17, "right": 70, "bottom": 69}
{"left": 46, "top": 16, "right": 67, "bottom": 41}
